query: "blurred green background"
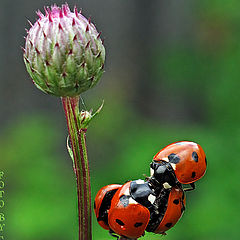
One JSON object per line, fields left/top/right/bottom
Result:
{"left": 0, "top": 0, "right": 239, "bottom": 239}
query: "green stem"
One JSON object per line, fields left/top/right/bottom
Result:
{"left": 61, "top": 96, "right": 92, "bottom": 240}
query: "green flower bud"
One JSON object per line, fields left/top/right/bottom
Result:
{"left": 23, "top": 3, "right": 105, "bottom": 97}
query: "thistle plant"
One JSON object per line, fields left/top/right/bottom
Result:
{"left": 23, "top": 3, "right": 105, "bottom": 240}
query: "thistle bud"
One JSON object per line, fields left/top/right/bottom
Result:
{"left": 23, "top": 4, "right": 105, "bottom": 97}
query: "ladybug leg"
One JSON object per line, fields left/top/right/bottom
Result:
{"left": 109, "top": 230, "right": 120, "bottom": 239}
{"left": 183, "top": 182, "right": 195, "bottom": 192}
{"left": 143, "top": 174, "right": 151, "bottom": 182}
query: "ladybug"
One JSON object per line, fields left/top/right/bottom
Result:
{"left": 152, "top": 186, "right": 186, "bottom": 234}
{"left": 150, "top": 141, "right": 207, "bottom": 190}
{"left": 106, "top": 179, "right": 186, "bottom": 238}
{"left": 94, "top": 184, "right": 122, "bottom": 230}
{"left": 108, "top": 181, "right": 151, "bottom": 239}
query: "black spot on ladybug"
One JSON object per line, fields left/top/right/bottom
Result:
{"left": 134, "top": 222, "right": 143, "bottom": 227}
{"left": 192, "top": 151, "right": 198, "bottom": 162}
{"left": 191, "top": 172, "right": 196, "bottom": 178}
{"left": 173, "top": 199, "right": 179, "bottom": 205}
{"left": 165, "top": 223, "right": 172, "bottom": 228}
{"left": 205, "top": 157, "right": 207, "bottom": 166}
{"left": 168, "top": 153, "right": 180, "bottom": 164}
{"left": 119, "top": 195, "right": 130, "bottom": 207}
{"left": 94, "top": 201, "right": 96, "bottom": 209}
{"left": 116, "top": 219, "right": 125, "bottom": 226}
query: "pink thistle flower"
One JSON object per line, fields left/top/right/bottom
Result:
{"left": 23, "top": 3, "right": 105, "bottom": 97}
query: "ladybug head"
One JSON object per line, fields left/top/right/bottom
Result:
{"left": 150, "top": 161, "right": 178, "bottom": 189}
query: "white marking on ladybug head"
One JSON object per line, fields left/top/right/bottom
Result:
{"left": 150, "top": 167, "right": 154, "bottom": 177}
{"left": 148, "top": 194, "right": 156, "bottom": 204}
{"left": 170, "top": 163, "right": 176, "bottom": 170}
{"left": 163, "top": 182, "right": 172, "bottom": 189}
{"left": 162, "top": 157, "right": 169, "bottom": 162}
{"left": 123, "top": 187, "right": 130, "bottom": 196}
{"left": 129, "top": 197, "right": 138, "bottom": 205}
{"left": 135, "top": 179, "right": 145, "bottom": 185}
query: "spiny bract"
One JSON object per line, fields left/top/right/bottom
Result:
{"left": 23, "top": 3, "right": 105, "bottom": 97}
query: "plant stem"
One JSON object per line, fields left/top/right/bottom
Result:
{"left": 61, "top": 96, "right": 92, "bottom": 240}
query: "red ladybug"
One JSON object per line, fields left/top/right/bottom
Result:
{"left": 94, "top": 184, "right": 122, "bottom": 230}
{"left": 108, "top": 181, "right": 151, "bottom": 239}
{"left": 153, "top": 186, "right": 186, "bottom": 234}
{"left": 94, "top": 180, "right": 187, "bottom": 238}
{"left": 151, "top": 141, "right": 207, "bottom": 189}
{"left": 106, "top": 180, "right": 186, "bottom": 238}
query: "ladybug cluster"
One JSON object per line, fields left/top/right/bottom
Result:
{"left": 94, "top": 141, "right": 207, "bottom": 239}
